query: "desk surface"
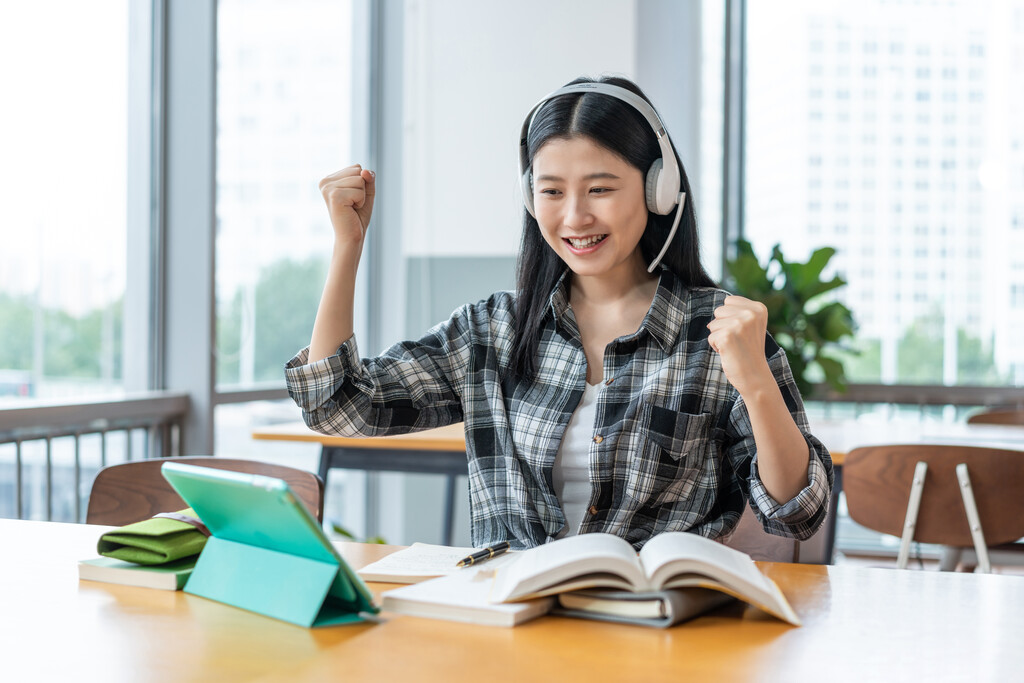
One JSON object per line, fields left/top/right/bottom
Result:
{"left": 4, "top": 519, "right": 1023, "bottom": 682}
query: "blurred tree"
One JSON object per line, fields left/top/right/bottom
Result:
{"left": 216, "top": 289, "right": 243, "bottom": 385}
{"left": 0, "top": 293, "right": 33, "bottom": 370}
{"left": 253, "top": 257, "right": 326, "bottom": 382}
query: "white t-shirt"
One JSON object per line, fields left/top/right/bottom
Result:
{"left": 552, "top": 381, "right": 601, "bottom": 536}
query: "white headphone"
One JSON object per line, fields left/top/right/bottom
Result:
{"left": 518, "top": 82, "right": 686, "bottom": 272}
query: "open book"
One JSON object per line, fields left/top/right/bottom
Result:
{"left": 489, "top": 532, "right": 800, "bottom": 625}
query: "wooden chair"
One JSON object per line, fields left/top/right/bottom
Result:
{"left": 843, "top": 444, "right": 1024, "bottom": 572}
{"left": 967, "top": 409, "right": 1024, "bottom": 426}
{"left": 86, "top": 457, "right": 325, "bottom": 526}
{"left": 722, "top": 506, "right": 798, "bottom": 563}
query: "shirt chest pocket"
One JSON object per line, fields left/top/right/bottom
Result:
{"left": 623, "top": 405, "right": 716, "bottom": 505}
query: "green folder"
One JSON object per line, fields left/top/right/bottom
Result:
{"left": 96, "top": 507, "right": 207, "bottom": 565}
{"left": 161, "top": 462, "right": 378, "bottom": 628}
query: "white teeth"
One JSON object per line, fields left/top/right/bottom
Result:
{"left": 567, "top": 235, "right": 606, "bottom": 249}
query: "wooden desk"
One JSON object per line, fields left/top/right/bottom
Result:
{"left": 4, "top": 519, "right": 1024, "bottom": 682}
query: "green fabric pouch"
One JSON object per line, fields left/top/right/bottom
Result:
{"left": 97, "top": 507, "right": 209, "bottom": 565}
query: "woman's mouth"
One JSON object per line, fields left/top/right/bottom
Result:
{"left": 565, "top": 235, "right": 607, "bottom": 253}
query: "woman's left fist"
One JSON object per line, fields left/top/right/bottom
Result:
{"left": 707, "top": 295, "right": 773, "bottom": 396}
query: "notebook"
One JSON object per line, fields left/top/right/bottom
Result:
{"left": 380, "top": 555, "right": 553, "bottom": 627}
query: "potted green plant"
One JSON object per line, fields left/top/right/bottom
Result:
{"left": 724, "top": 239, "right": 856, "bottom": 398}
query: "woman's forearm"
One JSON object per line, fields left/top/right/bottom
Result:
{"left": 741, "top": 381, "right": 812, "bottom": 504}
{"left": 308, "top": 242, "right": 362, "bottom": 363}
{"left": 309, "top": 165, "right": 376, "bottom": 363}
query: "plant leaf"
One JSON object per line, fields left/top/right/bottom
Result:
{"left": 799, "top": 275, "right": 848, "bottom": 303}
{"left": 331, "top": 523, "right": 357, "bottom": 540}
{"left": 816, "top": 354, "right": 847, "bottom": 392}
{"left": 790, "top": 247, "right": 836, "bottom": 293}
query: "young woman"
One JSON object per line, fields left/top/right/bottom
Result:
{"left": 286, "top": 75, "right": 833, "bottom": 550}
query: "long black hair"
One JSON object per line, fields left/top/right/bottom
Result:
{"left": 510, "top": 75, "right": 715, "bottom": 380}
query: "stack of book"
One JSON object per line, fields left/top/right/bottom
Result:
{"left": 371, "top": 532, "right": 801, "bottom": 628}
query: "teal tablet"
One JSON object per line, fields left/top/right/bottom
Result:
{"left": 161, "top": 461, "right": 378, "bottom": 627}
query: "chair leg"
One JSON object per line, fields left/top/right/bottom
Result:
{"left": 938, "top": 546, "right": 962, "bottom": 572}
{"left": 897, "top": 462, "right": 928, "bottom": 570}
{"left": 442, "top": 474, "right": 456, "bottom": 546}
{"left": 955, "top": 464, "right": 992, "bottom": 574}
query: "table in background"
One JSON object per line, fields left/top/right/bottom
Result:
{"left": 254, "top": 422, "right": 466, "bottom": 544}
{"left": 4, "top": 519, "right": 1023, "bottom": 682}
{"left": 813, "top": 417, "right": 1024, "bottom": 562}
{"left": 254, "top": 419, "right": 1024, "bottom": 561}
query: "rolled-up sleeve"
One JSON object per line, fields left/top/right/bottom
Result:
{"left": 725, "top": 348, "right": 834, "bottom": 540}
{"left": 283, "top": 311, "right": 471, "bottom": 437}
{"left": 746, "top": 437, "right": 832, "bottom": 540}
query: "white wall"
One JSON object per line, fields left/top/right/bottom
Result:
{"left": 401, "top": 0, "right": 638, "bottom": 258}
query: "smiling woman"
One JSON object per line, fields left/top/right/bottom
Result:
{"left": 287, "top": 74, "right": 835, "bottom": 553}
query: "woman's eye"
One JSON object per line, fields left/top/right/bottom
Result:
{"left": 590, "top": 187, "right": 611, "bottom": 194}
{"left": 540, "top": 188, "right": 560, "bottom": 196}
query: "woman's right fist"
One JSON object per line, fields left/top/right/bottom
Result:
{"left": 319, "top": 164, "right": 376, "bottom": 245}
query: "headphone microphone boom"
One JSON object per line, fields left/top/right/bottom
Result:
{"left": 518, "top": 82, "right": 686, "bottom": 273}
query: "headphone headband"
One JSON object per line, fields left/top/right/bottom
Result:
{"left": 518, "top": 82, "right": 682, "bottom": 218}
{"left": 520, "top": 83, "right": 669, "bottom": 147}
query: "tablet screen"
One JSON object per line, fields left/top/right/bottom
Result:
{"left": 161, "top": 462, "right": 338, "bottom": 564}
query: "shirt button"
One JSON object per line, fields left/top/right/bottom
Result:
{"left": 588, "top": 505, "right": 599, "bottom": 516}
{"left": 593, "top": 435, "right": 603, "bottom": 444}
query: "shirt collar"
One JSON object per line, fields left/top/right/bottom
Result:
{"left": 546, "top": 269, "right": 578, "bottom": 339}
{"left": 640, "top": 267, "right": 688, "bottom": 351}
{"left": 545, "top": 265, "right": 689, "bottom": 351}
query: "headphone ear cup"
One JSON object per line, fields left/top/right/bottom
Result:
{"left": 644, "top": 158, "right": 663, "bottom": 214}
{"left": 521, "top": 169, "right": 536, "bottom": 218}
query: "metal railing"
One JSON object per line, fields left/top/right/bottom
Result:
{"left": 812, "top": 383, "right": 1024, "bottom": 408}
{"left": 0, "top": 392, "right": 189, "bottom": 522}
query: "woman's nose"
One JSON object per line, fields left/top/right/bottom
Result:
{"left": 563, "top": 194, "right": 593, "bottom": 229}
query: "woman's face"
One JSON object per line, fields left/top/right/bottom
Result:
{"left": 531, "top": 136, "right": 649, "bottom": 284}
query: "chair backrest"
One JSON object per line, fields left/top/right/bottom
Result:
{"left": 844, "top": 444, "right": 1024, "bottom": 547}
{"left": 967, "top": 409, "right": 1024, "bottom": 426}
{"left": 722, "top": 505, "right": 798, "bottom": 563}
{"left": 87, "top": 457, "right": 324, "bottom": 526}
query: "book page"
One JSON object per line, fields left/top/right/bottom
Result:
{"left": 381, "top": 556, "right": 552, "bottom": 627}
{"left": 639, "top": 532, "right": 768, "bottom": 587}
{"left": 489, "top": 533, "right": 646, "bottom": 602}
{"left": 354, "top": 542, "right": 477, "bottom": 583}
{"left": 638, "top": 532, "right": 800, "bottom": 625}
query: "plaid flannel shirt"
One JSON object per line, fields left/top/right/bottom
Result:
{"left": 285, "top": 268, "right": 833, "bottom": 550}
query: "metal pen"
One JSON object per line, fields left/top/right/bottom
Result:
{"left": 455, "top": 541, "right": 511, "bottom": 567}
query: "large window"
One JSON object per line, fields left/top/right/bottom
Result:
{"left": 744, "top": 0, "right": 1024, "bottom": 387}
{"left": 0, "top": 1, "right": 133, "bottom": 404}
{"left": 699, "top": 0, "right": 727, "bottom": 281}
{"left": 215, "top": 0, "right": 355, "bottom": 389}
{"left": 213, "top": 0, "right": 364, "bottom": 534}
